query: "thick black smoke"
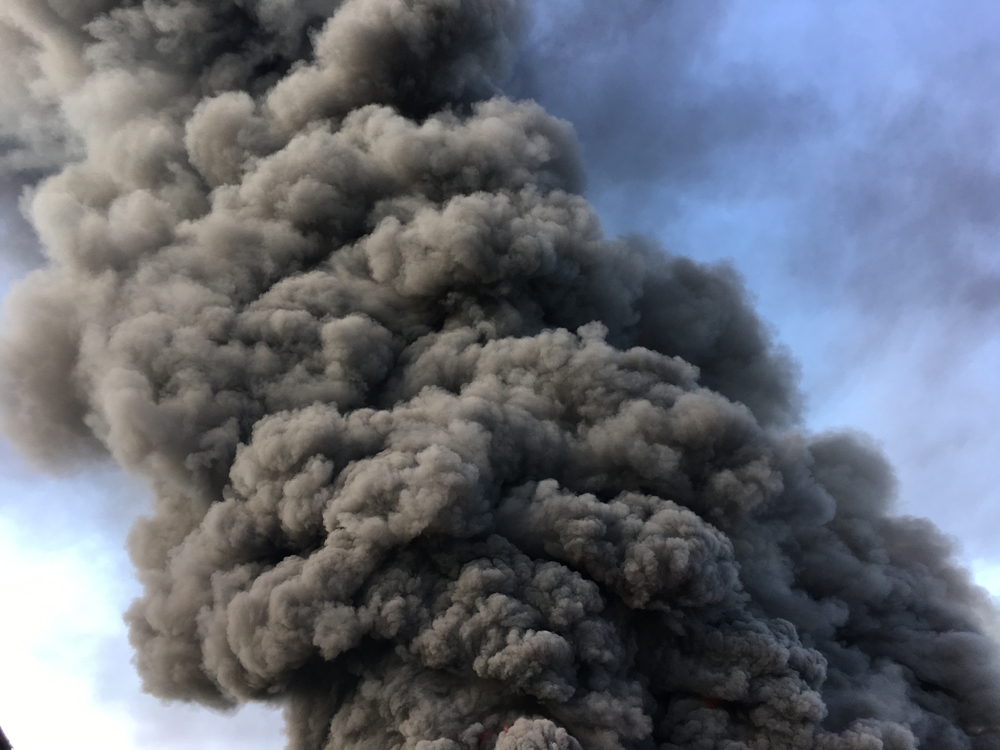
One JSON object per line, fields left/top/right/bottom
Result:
{"left": 2, "top": 2, "right": 999, "bottom": 749}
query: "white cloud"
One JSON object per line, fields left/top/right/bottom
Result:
{"left": 972, "top": 559, "right": 1000, "bottom": 599}
{"left": 0, "top": 466, "right": 285, "bottom": 750}
{"left": 0, "top": 515, "right": 136, "bottom": 749}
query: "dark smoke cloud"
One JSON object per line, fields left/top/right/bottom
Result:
{"left": 0, "top": 1, "right": 88, "bottom": 270}
{"left": 507, "top": 0, "right": 1000, "bottom": 557}
{"left": 1, "top": 2, "right": 999, "bottom": 749}
{"left": 516, "top": 0, "right": 1000, "bottom": 320}
{"left": 508, "top": 0, "right": 825, "bottom": 212}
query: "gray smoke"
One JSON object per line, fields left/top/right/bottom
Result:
{"left": 2, "top": 1, "right": 999, "bottom": 749}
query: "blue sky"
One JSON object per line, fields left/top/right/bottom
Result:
{"left": 2, "top": 1, "right": 999, "bottom": 747}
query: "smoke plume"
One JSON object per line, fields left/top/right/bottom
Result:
{"left": 1, "top": 1, "right": 999, "bottom": 748}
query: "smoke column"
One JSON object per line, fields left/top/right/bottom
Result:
{"left": 1, "top": 1, "right": 999, "bottom": 748}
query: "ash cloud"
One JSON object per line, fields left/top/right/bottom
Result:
{"left": 1, "top": 2, "right": 999, "bottom": 750}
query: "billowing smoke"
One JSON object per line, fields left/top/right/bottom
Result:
{"left": 1, "top": 1, "right": 999, "bottom": 749}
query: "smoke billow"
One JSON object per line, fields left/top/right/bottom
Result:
{"left": 1, "top": 1, "right": 999, "bottom": 749}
